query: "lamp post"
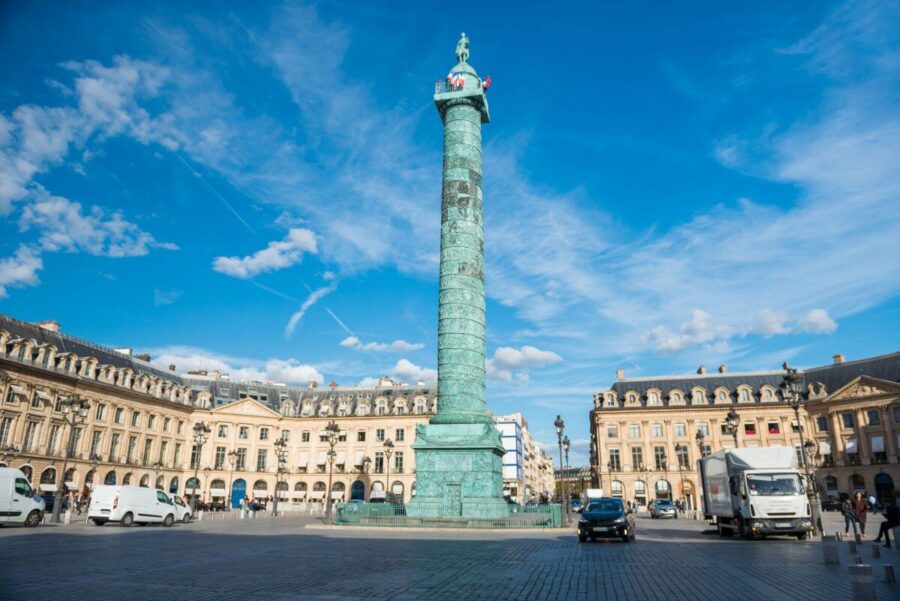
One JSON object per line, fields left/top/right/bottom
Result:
{"left": 674, "top": 443, "right": 685, "bottom": 507}
{"left": 383, "top": 438, "right": 394, "bottom": 499}
{"left": 152, "top": 461, "right": 164, "bottom": 490}
{"left": 2, "top": 445, "right": 21, "bottom": 466}
{"left": 226, "top": 449, "right": 238, "bottom": 510}
{"left": 273, "top": 438, "right": 288, "bottom": 515}
{"left": 695, "top": 429, "right": 706, "bottom": 457}
{"left": 562, "top": 435, "right": 572, "bottom": 498}
{"left": 53, "top": 394, "right": 90, "bottom": 523}
{"left": 323, "top": 420, "right": 340, "bottom": 524}
{"left": 88, "top": 454, "right": 100, "bottom": 490}
{"left": 725, "top": 408, "right": 741, "bottom": 448}
{"left": 202, "top": 466, "right": 211, "bottom": 504}
{"left": 554, "top": 415, "right": 570, "bottom": 525}
{"left": 782, "top": 362, "right": 823, "bottom": 536}
{"left": 190, "top": 422, "right": 211, "bottom": 512}
{"left": 606, "top": 460, "right": 613, "bottom": 496}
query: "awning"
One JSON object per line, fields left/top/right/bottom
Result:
{"left": 871, "top": 436, "right": 885, "bottom": 453}
{"left": 819, "top": 441, "right": 832, "bottom": 455}
{"left": 40, "top": 484, "right": 57, "bottom": 492}
{"left": 335, "top": 451, "right": 346, "bottom": 464}
{"left": 35, "top": 389, "right": 50, "bottom": 401}
{"left": 292, "top": 492, "right": 307, "bottom": 499}
{"left": 316, "top": 452, "right": 327, "bottom": 465}
{"left": 209, "top": 488, "right": 227, "bottom": 496}
{"left": 330, "top": 491, "right": 344, "bottom": 500}
{"left": 252, "top": 489, "right": 268, "bottom": 496}
{"left": 354, "top": 451, "right": 365, "bottom": 466}
{"left": 308, "top": 491, "right": 325, "bottom": 499}
{"left": 845, "top": 438, "right": 858, "bottom": 453}
{"left": 9, "top": 384, "right": 26, "bottom": 396}
{"left": 297, "top": 452, "right": 309, "bottom": 467}
{"left": 64, "top": 481, "right": 76, "bottom": 489}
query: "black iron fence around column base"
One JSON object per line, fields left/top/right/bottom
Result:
{"left": 334, "top": 502, "right": 563, "bottom": 529}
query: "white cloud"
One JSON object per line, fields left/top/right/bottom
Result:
{"left": 154, "top": 289, "right": 182, "bottom": 306}
{"left": 212, "top": 228, "right": 317, "bottom": 279}
{"left": 641, "top": 310, "right": 733, "bottom": 354}
{"left": 284, "top": 283, "right": 337, "bottom": 339}
{"left": 148, "top": 346, "right": 323, "bottom": 385}
{"left": 751, "top": 308, "right": 790, "bottom": 336}
{"left": 487, "top": 345, "right": 562, "bottom": 382}
{"left": 795, "top": 308, "right": 838, "bottom": 334}
{"left": 339, "top": 335, "right": 424, "bottom": 353}
{"left": 391, "top": 359, "right": 437, "bottom": 384}
{"left": 0, "top": 245, "right": 43, "bottom": 298}
{"left": 19, "top": 191, "right": 177, "bottom": 257}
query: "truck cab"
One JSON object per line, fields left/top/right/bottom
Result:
{"left": 0, "top": 467, "right": 45, "bottom": 527}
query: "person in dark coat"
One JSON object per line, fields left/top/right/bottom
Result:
{"left": 874, "top": 492, "right": 898, "bottom": 548}
{"left": 841, "top": 497, "right": 857, "bottom": 535}
{"left": 851, "top": 491, "right": 869, "bottom": 536}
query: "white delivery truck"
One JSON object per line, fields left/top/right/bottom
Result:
{"left": 88, "top": 485, "right": 177, "bottom": 527}
{"left": 582, "top": 488, "right": 604, "bottom": 504}
{"left": 0, "top": 467, "right": 45, "bottom": 527}
{"left": 699, "top": 447, "right": 812, "bottom": 540}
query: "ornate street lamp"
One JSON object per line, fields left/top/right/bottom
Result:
{"left": 674, "top": 443, "right": 686, "bottom": 506}
{"left": 554, "top": 415, "right": 570, "bottom": 525}
{"left": 152, "top": 461, "right": 164, "bottom": 490}
{"left": 323, "top": 420, "right": 340, "bottom": 524}
{"left": 190, "top": 422, "right": 211, "bottom": 512}
{"left": 226, "top": 449, "right": 238, "bottom": 511}
{"left": 695, "top": 429, "right": 707, "bottom": 457}
{"left": 53, "top": 394, "right": 90, "bottom": 523}
{"left": 2, "top": 445, "right": 21, "bottom": 466}
{"left": 383, "top": 438, "right": 395, "bottom": 500}
{"left": 781, "top": 362, "right": 823, "bottom": 536}
{"left": 273, "top": 438, "right": 288, "bottom": 515}
{"left": 725, "top": 408, "right": 741, "bottom": 448}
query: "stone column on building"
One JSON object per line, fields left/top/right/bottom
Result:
{"left": 882, "top": 406, "right": 897, "bottom": 461}
{"left": 855, "top": 410, "right": 870, "bottom": 464}
{"left": 830, "top": 413, "right": 845, "bottom": 466}
{"left": 408, "top": 34, "right": 507, "bottom": 520}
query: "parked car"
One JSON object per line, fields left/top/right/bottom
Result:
{"left": 648, "top": 499, "right": 677, "bottom": 519}
{"left": 88, "top": 485, "right": 176, "bottom": 527}
{"left": 207, "top": 501, "right": 227, "bottom": 512}
{"left": 571, "top": 499, "right": 583, "bottom": 513}
{"left": 578, "top": 497, "right": 635, "bottom": 543}
{"left": 820, "top": 499, "right": 840, "bottom": 512}
{"left": 0, "top": 467, "right": 45, "bottom": 527}
{"left": 167, "top": 493, "right": 193, "bottom": 522}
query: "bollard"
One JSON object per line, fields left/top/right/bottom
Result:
{"left": 885, "top": 565, "right": 895, "bottom": 585}
{"left": 64, "top": 510, "right": 72, "bottom": 524}
{"left": 855, "top": 532, "right": 862, "bottom": 544}
{"left": 848, "top": 564, "right": 876, "bottom": 601}
{"left": 849, "top": 540, "right": 858, "bottom": 554}
{"left": 855, "top": 556, "right": 863, "bottom": 565}
{"left": 837, "top": 531, "right": 843, "bottom": 542}
{"left": 822, "top": 535, "right": 839, "bottom": 565}
{"left": 871, "top": 545, "right": 880, "bottom": 559}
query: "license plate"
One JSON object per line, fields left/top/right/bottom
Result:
{"left": 775, "top": 523, "right": 792, "bottom": 528}
{"left": 595, "top": 527, "right": 611, "bottom": 532}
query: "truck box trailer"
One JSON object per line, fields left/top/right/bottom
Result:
{"left": 699, "top": 447, "right": 811, "bottom": 540}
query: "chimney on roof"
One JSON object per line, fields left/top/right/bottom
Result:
{"left": 833, "top": 353, "right": 845, "bottom": 365}
{"left": 308, "top": 380, "right": 318, "bottom": 389}
{"left": 718, "top": 364, "right": 728, "bottom": 374}
{"left": 417, "top": 379, "right": 426, "bottom": 386}
{"left": 135, "top": 353, "right": 151, "bottom": 362}
{"left": 35, "top": 320, "right": 60, "bottom": 332}
{"left": 616, "top": 368, "right": 624, "bottom": 380}
{"left": 168, "top": 364, "right": 176, "bottom": 372}
{"left": 697, "top": 365, "right": 706, "bottom": 375}
{"left": 328, "top": 380, "right": 338, "bottom": 390}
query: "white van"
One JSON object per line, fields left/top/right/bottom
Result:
{"left": 0, "top": 467, "right": 45, "bottom": 527}
{"left": 166, "top": 492, "right": 193, "bottom": 522}
{"left": 88, "top": 485, "right": 176, "bottom": 527}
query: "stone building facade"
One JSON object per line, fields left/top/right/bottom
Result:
{"left": 589, "top": 353, "right": 899, "bottom": 509}
{"left": 0, "top": 314, "right": 439, "bottom": 506}
{"left": 493, "top": 412, "right": 555, "bottom": 502}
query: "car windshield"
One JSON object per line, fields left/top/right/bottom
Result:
{"left": 747, "top": 473, "right": 803, "bottom": 496}
{"left": 655, "top": 501, "right": 673, "bottom": 507}
{"left": 586, "top": 500, "right": 623, "bottom": 513}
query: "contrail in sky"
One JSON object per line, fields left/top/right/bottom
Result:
{"left": 175, "top": 153, "right": 258, "bottom": 238}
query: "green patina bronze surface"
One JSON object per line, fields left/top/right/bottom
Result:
{"left": 407, "top": 34, "right": 508, "bottom": 519}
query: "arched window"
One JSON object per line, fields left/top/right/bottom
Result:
{"left": 40, "top": 467, "right": 57, "bottom": 485}
{"left": 139, "top": 474, "right": 150, "bottom": 488}
{"left": 634, "top": 480, "right": 647, "bottom": 503}
{"left": 740, "top": 389, "right": 750, "bottom": 402}
{"left": 20, "top": 465, "right": 33, "bottom": 483}
{"left": 356, "top": 401, "right": 370, "bottom": 416}
{"left": 211, "top": 479, "right": 226, "bottom": 489}
{"left": 64, "top": 468, "right": 76, "bottom": 486}
{"left": 850, "top": 474, "right": 865, "bottom": 491}
{"left": 313, "top": 481, "right": 326, "bottom": 491}
{"left": 605, "top": 394, "right": 616, "bottom": 407}
{"left": 276, "top": 481, "right": 289, "bottom": 491}
{"left": 123, "top": 473, "right": 133, "bottom": 485}
{"left": 332, "top": 481, "right": 345, "bottom": 492}
{"left": 371, "top": 481, "right": 384, "bottom": 492}
{"left": 376, "top": 399, "right": 388, "bottom": 416}
{"left": 655, "top": 480, "right": 670, "bottom": 499}
{"left": 155, "top": 476, "right": 165, "bottom": 490}
{"left": 611, "top": 480, "right": 623, "bottom": 498}
{"left": 672, "top": 392, "right": 682, "bottom": 402}
{"left": 294, "top": 482, "right": 308, "bottom": 491}
{"left": 414, "top": 398, "right": 426, "bottom": 414}
{"left": 86, "top": 469, "right": 96, "bottom": 486}
{"left": 104, "top": 470, "right": 117, "bottom": 485}
{"left": 351, "top": 480, "right": 365, "bottom": 500}
{"left": 169, "top": 476, "right": 179, "bottom": 493}
{"left": 692, "top": 389, "right": 706, "bottom": 404}
{"left": 648, "top": 392, "right": 659, "bottom": 406}
{"left": 391, "top": 481, "right": 404, "bottom": 497}
{"left": 825, "top": 476, "right": 838, "bottom": 492}
{"left": 186, "top": 477, "right": 200, "bottom": 490}
{"left": 253, "top": 480, "right": 268, "bottom": 491}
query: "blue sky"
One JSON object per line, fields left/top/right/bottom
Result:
{"left": 1, "top": 0, "right": 898, "bottom": 464}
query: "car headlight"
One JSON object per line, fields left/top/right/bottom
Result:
{"left": 613, "top": 516, "right": 626, "bottom": 524}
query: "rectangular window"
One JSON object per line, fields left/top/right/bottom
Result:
{"left": 177, "top": 421, "right": 184, "bottom": 435}
{"left": 239, "top": 426, "right": 249, "bottom": 440}
{"left": 23, "top": 422, "right": 39, "bottom": 452}
{"left": 357, "top": 431, "right": 366, "bottom": 442}
{"left": 280, "top": 430, "right": 289, "bottom": 442}
{"left": 654, "top": 446, "right": 666, "bottom": 469}
{"left": 608, "top": 448, "right": 621, "bottom": 471}
{"left": 236, "top": 448, "right": 246, "bottom": 470}
{"left": 48, "top": 425, "right": 61, "bottom": 454}
{"left": 701, "top": 444, "right": 712, "bottom": 457}
{"left": 142, "top": 440, "right": 153, "bottom": 464}
{"left": 768, "top": 422, "right": 781, "bottom": 434}
{"left": 816, "top": 416, "right": 828, "bottom": 432}
{"left": 30, "top": 392, "right": 42, "bottom": 408}
{"left": 259, "top": 428, "right": 269, "bottom": 441}
{"left": 256, "top": 449, "right": 266, "bottom": 471}
{"left": 218, "top": 425, "right": 228, "bottom": 438}
{"left": 115, "top": 407, "right": 124, "bottom": 424}
{"left": 90, "top": 431, "right": 103, "bottom": 456}
{"left": 0, "top": 416, "right": 14, "bottom": 446}
{"left": 190, "top": 444, "right": 199, "bottom": 469}
{"left": 720, "top": 424, "right": 731, "bottom": 435}
{"left": 163, "top": 417, "right": 171, "bottom": 432}
{"left": 173, "top": 443, "right": 182, "bottom": 466}
{"left": 71, "top": 428, "right": 82, "bottom": 455}
{"left": 301, "top": 431, "right": 310, "bottom": 442}
{"left": 131, "top": 412, "right": 140, "bottom": 428}
{"left": 214, "top": 447, "right": 226, "bottom": 469}
{"left": 126, "top": 436, "right": 137, "bottom": 463}
{"left": 606, "top": 425, "right": 619, "bottom": 438}
{"left": 95, "top": 403, "right": 106, "bottom": 421}
{"left": 395, "top": 428, "right": 405, "bottom": 442}
{"left": 744, "top": 423, "right": 757, "bottom": 436}
{"left": 628, "top": 425, "right": 641, "bottom": 439}
{"left": 631, "top": 446, "right": 643, "bottom": 470}
{"left": 894, "top": 407, "right": 900, "bottom": 423}
{"left": 374, "top": 452, "right": 384, "bottom": 473}
{"left": 376, "top": 429, "right": 385, "bottom": 442}
{"left": 54, "top": 396, "right": 63, "bottom": 412}
{"left": 866, "top": 409, "right": 881, "bottom": 426}
{"left": 697, "top": 423, "right": 710, "bottom": 437}
{"left": 673, "top": 423, "right": 686, "bottom": 438}
{"left": 651, "top": 424, "right": 663, "bottom": 438}
{"left": 159, "top": 441, "right": 168, "bottom": 464}
{"left": 842, "top": 412, "right": 855, "bottom": 428}
{"left": 676, "top": 445, "right": 689, "bottom": 469}
{"left": 4, "top": 386, "right": 17, "bottom": 404}
{"left": 110, "top": 434, "right": 120, "bottom": 461}
{"left": 147, "top": 415, "right": 156, "bottom": 430}
{"left": 394, "top": 451, "right": 404, "bottom": 472}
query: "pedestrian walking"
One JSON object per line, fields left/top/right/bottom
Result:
{"left": 841, "top": 497, "right": 858, "bottom": 536}
{"left": 873, "top": 492, "right": 898, "bottom": 548}
{"left": 851, "top": 491, "right": 869, "bottom": 536}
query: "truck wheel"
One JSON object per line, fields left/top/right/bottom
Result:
{"left": 578, "top": 533, "right": 587, "bottom": 543}
{"left": 796, "top": 532, "right": 808, "bottom": 541}
{"left": 92, "top": 519, "right": 105, "bottom": 526}
{"left": 121, "top": 512, "right": 134, "bottom": 527}
{"left": 24, "top": 510, "right": 42, "bottom": 528}
{"left": 182, "top": 513, "right": 191, "bottom": 523}
{"left": 739, "top": 517, "right": 753, "bottom": 540}
{"left": 163, "top": 514, "right": 174, "bottom": 527}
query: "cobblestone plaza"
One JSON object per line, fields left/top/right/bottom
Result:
{"left": 2, "top": 513, "right": 897, "bottom": 600}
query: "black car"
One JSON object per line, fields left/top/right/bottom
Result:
{"left": 577, "top": 498, "right": 635, "bottom": 543}
{"left": 820, "top": 499, "right": 840, "bottom": 512}
{"left": 39, "top": 493, "right": 70, "bottom": 514}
